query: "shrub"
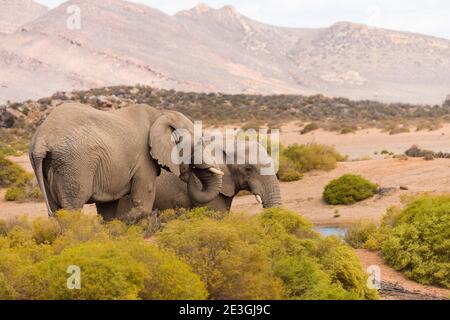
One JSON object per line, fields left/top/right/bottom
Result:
{"left": 284, "top": 144, "right": 345, "bottom": 172}
{"left": 158, "top": 208, "right": 377, "bottom": 300}
{"left": 0, "top": 211, "right": 208, "bottom": 300}
{"left": 157, "top": 216, "right": 283, "bottom": 300}
{"left": 277, "top": 154, "right": 303, "bottom": 182}
{"left": 0, "top": 155, "right": 25, "bottom": 187}
{"left": 277, "top": 144, "right": 345, "bottom": 182}
{"left": 345, "top": 221, "right": 379, "bottom": 249}
{"left": 382, "top": 195, "right": 450, "bottom": 288}
{"left": 301, "top": 123, "right": 320, "bottom": 135}
{"left": 323, "top": 175, "right": 378, "bottom": 205}
{"left": 0, "top": 209, "right": 378, "bottom": 300}
{"left": 0, "top": 155, "right": 42, "bottom": 202}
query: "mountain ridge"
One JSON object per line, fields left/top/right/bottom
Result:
{"left": 0, "top": 0, "right": 449, "bottom": 104}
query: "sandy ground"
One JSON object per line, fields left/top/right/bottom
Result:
{"left": 233, "top": 157, "right": 450, "bottom": 224}
{"left": 280, "top": 123, "right": 450, "bottom": 160}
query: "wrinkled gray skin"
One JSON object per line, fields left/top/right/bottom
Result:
{"left": 29, "top": 103, "right": 223, "bottom": 221}
{"left": 150, "top": 143, "right": 282, "bottom": 212}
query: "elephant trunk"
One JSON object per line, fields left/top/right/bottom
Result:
{"left": 188, "top": 166, "right": 223, "bottom": 204}
{"left": 259, "top": 175, "right": 282, "bottom": 208}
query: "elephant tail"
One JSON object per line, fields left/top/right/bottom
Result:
{"left": 29, "top": 150, "right": 54, "bottom": 217}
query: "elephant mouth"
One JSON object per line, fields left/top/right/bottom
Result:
{"left": 250, "top": 175, "right": 282, "bottom": 208}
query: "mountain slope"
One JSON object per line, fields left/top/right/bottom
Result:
{"left": 0, "top": 0, "right": 449, "bottom": 104}
{"left": 0, "top": 0, "right": 47, "bottom": 34}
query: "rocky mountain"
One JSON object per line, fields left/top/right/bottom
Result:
{"left": 0, "top": 0, "right": 47, "bottom": 34}
{"left": 1, "top": 0, "right": 449, "bottom": 104}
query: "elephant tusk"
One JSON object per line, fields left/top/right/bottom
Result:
{"left": 255, "top": 195, "right": 263, "bottom": 205}
{"left": 209, "top": 168, "right": 225, "bottom": 176}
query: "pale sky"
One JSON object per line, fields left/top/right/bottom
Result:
{"left": 34, "top": 0, "right": 450, "bottom": 39}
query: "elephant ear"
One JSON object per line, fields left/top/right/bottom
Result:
{"left": 149, "top": 112, "right": 192, "bottom": 177}
{"left": 220, "top": 165, "right": 236, "bottom": 197}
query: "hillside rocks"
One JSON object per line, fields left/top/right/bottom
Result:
{"left": 405, "top": 145, "right": 450, "bottom": 159}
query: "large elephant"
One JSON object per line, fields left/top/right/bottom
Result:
{"left": 151, "top": 140, "right": 282, "bottom": 211}
{"left": 29, "top": 103, "right": 224, "bottom": 221}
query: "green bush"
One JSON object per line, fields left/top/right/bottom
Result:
{"left": 157, "top": 216, "right": 283, "bottom": 300}
{"left": 277, "top": 154, "right": 304, "bottom": 182}
{"left": 0, "top": 212, "right": 207, "bottom": 300}
{"left": 260, "top": 208, "right": 377, "bottom": 300}
{"left": 158, "top": 207, "right": 377, "bottom": 300}
{"left": 323, "top": 175, "right": 378, "bottom": 205}
{"left": 0, "top": 154, "right": 42, "bottom": 202}
{"left": 284, "top": 144, "right": 345, "bottom": 172}
{"left": 277, "top": 144, "right": 345, "bottom": 182}
{"left": 301, "top": 123, "right": 320, "bottom": 135}
{"left": 0, "top": 209, "right": 378, "bottom": 300}
{"left": 345, "top": 221, "right": 379, "bottom": 249}
{"left": 0, "top": 156, "right": 25, "bottom": 187}
{"left": 382, "top": 195, "right": 450, "bottom": 288}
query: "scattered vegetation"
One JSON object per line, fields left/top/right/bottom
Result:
{"left": 345, "top": 221, "right": 379, "bottom": 250}
{"left": 3, "top": 86, "right": 450, "bottom": 130}
{"left": 277, "top": 143, "right": 345, "bottom": 182}
{"left": 323, "top": 175, "right": 378, "bottom": 205}
{"left": 0, "top": 153, "right": 41, "bottom": 202}
{"left": 0, "top": 208, "right": 378, "bottom": 300}
{"left": 0, "top": 128, "right": 31, "bottom": 157}
{"left": 345, "top": 195, "right": 450, "bottom": 289}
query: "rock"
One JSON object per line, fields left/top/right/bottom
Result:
{"left": 375, "top": 187, "right": 397, "bottom": 196}
{"left": 405, "top": 145, "right": 424, "bottom": 157}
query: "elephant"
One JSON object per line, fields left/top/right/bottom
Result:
{"left": 129, "top": 140, "right": 283, "bottom": 212}
{"left": 29, "top": 102, "right": 224, "bottom": 221}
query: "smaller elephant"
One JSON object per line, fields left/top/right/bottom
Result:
{"left": 29, "top": 103, "right": 224, "bottom": 221}
{"left": 151, "top": 140, "right": 282, "bottom": 212}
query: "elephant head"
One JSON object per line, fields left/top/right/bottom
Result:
{"left": 149, "top": 110, "right": 224, "bottom": 204}
{"left": 210, "top": 139, "right": 282, "bottom": 208}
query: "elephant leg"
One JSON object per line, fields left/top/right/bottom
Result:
{"left": 52, "top": 170, "right": 92, "bottom": 211}
{"left": 96, "top": 200, "right": 119, "bottom": 222}
{"left": 122, "top": 163, "right": 157, "bottom": 223}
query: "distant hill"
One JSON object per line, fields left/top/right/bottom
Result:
{"left": 0, "top": 0, "right": 450, "bottom": 104}
{"left": 0, "top": 0, "right": 47, "bottom": 34}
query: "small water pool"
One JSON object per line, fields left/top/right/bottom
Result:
{"left": 314, "top": 225, "right": 348, "bottom": 238}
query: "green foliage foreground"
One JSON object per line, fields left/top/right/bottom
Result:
{"left": 0, "top": 208, "right": 378, "bottom": 300}
{"left": 345, "top": 195, "right": 450, "bottom": 289}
